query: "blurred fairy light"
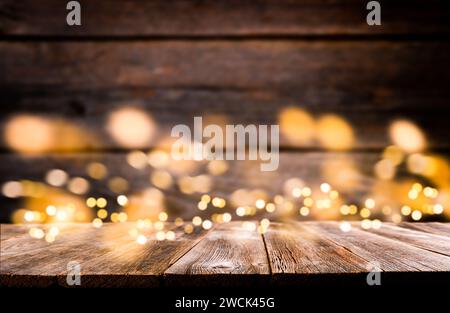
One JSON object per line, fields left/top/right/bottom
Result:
{"left": 389, "top": 120, "right": 426, "bottom": 153}
{"left": 207, "top": 160, "right": 229, "bottom": 176}
{"left": 151, "top": 170, "right": 173, "bottom": 189}
{"left": 87, "top": 162, "right": 108, "bottom": 180}
{"left": 279, "top": 107, "right": 315, "bottom": 145}
{"left": 316, "top": 115, "right": 354, "bottom": 150}
{"left": 45, "top": 169, "right": 68, "bottom": 187}
{"left": 68, "top": 177, "right": 90, "bottom": 195}
{"left": 4, "top": 115, "right": 55, "bottom": 153}
{"left": 106, "top": 107, "right": 156, "bottom": 148}
{"left": 4, "top": 107, "right": 450, "bottom": 244}
{"left": 127, "top": 150, "right": 148, "bottom": 169}
{"left": 148, "top": 150, "right": 170, "bottom": 169}
{"left": 2, "top": 181, "right": 23, "bottom": 198}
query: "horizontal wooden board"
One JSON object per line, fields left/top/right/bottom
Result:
{"left": 1, "top": 41, "right": 450, "bottom": 149}
{"left": 359, "top": 223, "right": 450, "bottom": 257}
{"left": 398, "top": 222, "right": 450, "bottom": 237}
{"left": 263, "top": 223, "right": 370, "bottom": 278}
{"left": 2, "top": 222, "right": 450, "bottom": 287}
{"left": 303, "top": 222, "right": 450, "bottom": 271}
{"left": 1, "top": 0, "right": 449, "bottom": 36}
{"left": 164, "top": 222, "right": 270, "bottom": 286}
{"left": 0, "top": 222, "right": 209, "bottom": 287}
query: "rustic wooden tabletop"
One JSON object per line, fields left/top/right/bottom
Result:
{"left": 1, "top": 221, "right": 449, "bottom": 287}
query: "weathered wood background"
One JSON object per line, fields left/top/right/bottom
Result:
{"left": 1, "top": 0, "right": 450, "bottom": 222}
{"left": 2, "top": 222, "right": 450, "bottom": 287}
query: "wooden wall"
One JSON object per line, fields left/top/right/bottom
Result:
{"left": 1, "top": 0, "right": 449, "bottom": 222}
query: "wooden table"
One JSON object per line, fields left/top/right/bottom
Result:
{"left": 1, "top": 222, "right": 450, "bottom": 287}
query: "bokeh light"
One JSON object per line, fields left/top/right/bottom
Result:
{"left": 106, "top": 107, "right": 156, "bottom": 148}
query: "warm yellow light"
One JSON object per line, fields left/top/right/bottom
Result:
{"left": 255, "top": 199, "right": 266, "bottom": 209}
{"left": 197, "top": 201, "right": 208, "bottom": 211}
{"left": 360, "top": 208, "right": 371, "bottom": 218}
{"left": 279, "top": 107, "right": 316, "bottom": 145}
{"left": 92, "top": 218, "right": 103, "bottom": 228}
{"left": 86, "top": 197, "right": 97, "bottom": 208}
{"left": 389, "top": 120, "right": 426, "bottom": 153}
{"left": 265, "top": 203, "right": 276, "bottom": 213}
{"left": 365, "top": 198, "right": 375, "bottom": 209}
{"left": 156, "top": 231, "right": 166, "bottom": 241}
{"left": 137, "top": 235, "right": 147, "bottom": 245}
{"left": 401, "top": 205, "right": 412, "bottom": 216}
{"left": 166, "top": 231, "right": 176, "bottom": 241}
{"left": 201, "top": 194, "right": 211, "bottom": 203}
{"left": 361, "top": 219, "right": 372, "bottom": 229}
{"left": 24, "top": 211, "right": 34, "bottom": 222}
{"left": 117, "top": 195, "right": 128, "bottom": 206}
{"left": 207, "top": 160, "right": 229, "bottom": 176}
{"left": 5, "top": 115, "right": 55, "bottom": 153}
{"left": 46, "top": 205, "right": 57, "bottom": 216}
{"left": 316, "top": 115, "right": 354, "bottom": 150}
{"left": 108, "top": 177, "right": 129, "bottom": 193}
{"left": 127, "top": 150, "right": 148, "bottom": 169}
{"left": 148, "top": 150, "right": 169, "bottom": 169}
{"left": 96, "top": 197, "right": 107, "bottom": 208}
{"left": 158, "top": 212, "right": 168, "bottom": 222}
{"left": 97, "top": 209, "right": 108, "bottom": 219}
{"left": 202, "top": 220, "right": 213, "bottom": 230}
{"left": 68, "top": 177, "right": 90, "bottom": 195}
{"left": 2, "top": 181, "right": 23, "bottom": 198}
{"left": 223, "top": 213, "right": 232, "bottom": 222}
{"left": 382, "top": 145, "right": 404, "bottom": 166}
{"left": 110, "top": 212, "right": 119, "bottom": 223}
{"left": 320, "top": 183, "right": 331, "bottom": 193}
{"left": 151, "top": 170, "right": 173, "bottom": 189}
{"left": 236, "top": 207, "right": 246, "bottom": 217}
{"left": 192, "top": 216, "right": 202, "bottom": 226}
{"left": 299, "top": 206, "right": 310, "bottom": 216}
{"left": 86, "top": 162, "right": 108, "bottom": 180}
{"left": 374, "top": 159, "right": 396, "bottom": 180}
{"left": 184, "top": 224, "right": 194, "bottom": 234}
{"left": 411, "top": 210, "right": 422, "bottom": 221}
{"left": 45, "top": 169, "right": 68, "bottom": 187}
{"left": 260, "top": 218, "right": 270, "bottom": 228}
{"left": 107, "top": 107, "right": 156, "bottom": 148}
{"left": 339, "top": 222, "right": 352, "bottom": 232}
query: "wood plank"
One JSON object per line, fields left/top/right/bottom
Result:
{"left": 0, "top": 222, "right": 209, "bottom": 287}
{"left": 1, "top": 41, "right": 449, "bottom": 149}
{"left": 1, "top": 0, "right": 449, "bottom": 36}
{"left": 303, "top": 222, "right": 450, "bottom": 271}
{"left": 398, "top": 222, "right": 450, "bottom": 238}
{"left": 164, "top": 221, "right": 270, "bottom": 286}
{"left": 359, "top": 223, "right": 450, "bottom": 257}
{"left": 263, "top": 222, "right": 371, "bottom": 284}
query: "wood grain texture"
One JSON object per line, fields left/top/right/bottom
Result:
{"left": 263, "top": 222, "right": 370, "bottom": 285}
{"left": 302, "top": 222, "right": 450, "bottom": 271}
{"left": 359, "top": 223, "right": 450, "bottom": 257}
{"left": 1, "top": 0, "right": 449, "bottom": 36}
{"left": 1, "top": 41, "right": 450, "bottom": 149}
{"left": 164, "top": 222, "right": 270, "bottom": 286}
{"left": 398, "top": 222, "right": 450, "bottom": 238}
{"left": 1, "top": 222, "right": 450, "bottom": 287}
{"left": 0, "top": 223, "right": 209, "bottom": 287}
